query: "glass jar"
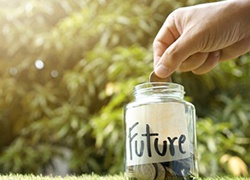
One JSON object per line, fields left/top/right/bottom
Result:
{"left": 124, "top": 82, "right": 198, "bottom": 180}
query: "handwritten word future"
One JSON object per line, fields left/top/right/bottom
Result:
{"left": 128, "top": 122, "right": 187, "bottom": 161}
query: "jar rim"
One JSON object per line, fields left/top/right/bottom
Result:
{"left": 135, "top": 82, "right": 184, "bottom": 91}
{"left": 133, "top": 82, "right": 185, "bottom": 98}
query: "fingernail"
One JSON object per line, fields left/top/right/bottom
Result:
{"left": 155, "top": 64, "right": 169, "bottom": 78}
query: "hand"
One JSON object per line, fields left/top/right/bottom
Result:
{"left": 153, "top": 0, "right": 250, "bottom": 78}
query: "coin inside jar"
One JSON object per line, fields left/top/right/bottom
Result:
{"left": 134, "top": 164, "right": 156, "bottom": 180}
{"left": 149, "top": 71, "right": 172, "bottom": 83}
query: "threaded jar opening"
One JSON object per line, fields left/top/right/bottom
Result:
{"left": 134, "top": 82, "right": 185, "bottom": 100}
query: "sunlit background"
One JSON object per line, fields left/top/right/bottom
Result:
{"left": 0, "top": 0, "right": 249, "bottom": 177}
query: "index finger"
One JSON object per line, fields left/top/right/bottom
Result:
{"left": 153, "top": 15, "right": 180, "bottom": 67}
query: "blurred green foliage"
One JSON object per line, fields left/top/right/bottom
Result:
{"left": 0, "top": 0, "right": 249, "bottom": 177}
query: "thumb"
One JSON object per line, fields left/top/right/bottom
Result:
{"left": 154, "top": 34, "right": 198, "bottom": 78}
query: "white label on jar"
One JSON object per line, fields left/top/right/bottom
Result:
{"left": 125, "top": 102, "right": 190, "bottom": 166}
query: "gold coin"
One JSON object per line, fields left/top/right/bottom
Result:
{"left": 134, "top": 164, "right": 156, "bottom": 180}
{"left": 149, "top": 71, "right": 172, "bottom": 83}
{"left": 155, "top": 163, "right": 166, "bottom": 180}
{"left": 165, "top": 166, "right": 181, "bottom": 179}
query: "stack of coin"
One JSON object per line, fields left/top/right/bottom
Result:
{"left": 132, "top": 160, "right": 194, "bottom": 180}
{"left": 129, "top": 152, "right": 196, "bottom": 179}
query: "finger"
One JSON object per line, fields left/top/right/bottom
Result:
{"left": 153, "top": 40, "right": 169, "bottom": 67}
{"left": 192, "top": 51, "right": 220, "bottom": 74}
{"left": 154, "top": 32, "right": 198, "bottom": 78}
{"left": 220, "top": 36, "right": 250, "bottom": 61}
{"left": 178, "top": 52, "right": 209, "bottom": 72}
{"left": 153, "top": 13, "right": 180, "bottom": 67}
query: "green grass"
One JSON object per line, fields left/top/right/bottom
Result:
{"left": 0, "top": 174, "right": 122, "bottom": 180}
{"left": 0, "top": 174, "right": 249, "bottom": 180}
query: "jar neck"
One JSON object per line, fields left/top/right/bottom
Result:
{"left": 134, "top": 82, "right": 185, "bottom": 100}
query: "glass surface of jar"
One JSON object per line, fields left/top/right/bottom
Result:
{"left": 124, "top": 82, "right": 198, "bottom": 180}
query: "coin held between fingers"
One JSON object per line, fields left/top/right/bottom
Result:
{"left": 149, "top": 71, "right": 172, "bottom": 83}
{"left": 155, "top": 64, "right": 170, "bottom": 78}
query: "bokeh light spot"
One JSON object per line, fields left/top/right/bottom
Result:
{"left": 9, "top": 67, "right": 18, "bottom": 75}
{"left": 35, "top": 59, "right": 44, "bottom": 69}
{"left": 51, "top": 70, "right": 59, "bottom": 78}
